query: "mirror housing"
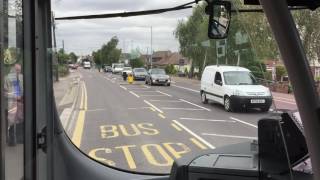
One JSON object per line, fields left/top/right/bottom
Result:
{"left": 207, "top": 0, "right": 232, "bottom": 39}
{"left": 215, "top": 79, "right": 223, "bottom": 86}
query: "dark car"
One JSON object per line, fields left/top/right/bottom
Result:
{"left": 104, "top": 66, "right": 112, "bottom": 72}
{"left": 133, "top": 68, "right": 148, "bottom": 80}
{"left": 145, "top": 68, "right": 171, "bottom": 86}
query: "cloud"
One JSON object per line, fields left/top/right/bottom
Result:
{"left": 53, "top": 0, "right": 194, "bottom": 55}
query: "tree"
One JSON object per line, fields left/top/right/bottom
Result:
{"left": 92, "top": 36, "right": 122, "bottom": 66}
{"left": 69, "top": 52, "right": 78, "bottom": 63}
{"left": 276, "top": 65, "right": 287, "bottom": 81}
{"left": 129, "top": 58, "right": 144, "bottom": 68}
{"left": 57, "top": 48, "right": 69, "bottom": 64}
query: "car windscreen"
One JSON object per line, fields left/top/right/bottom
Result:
{"left": 223, "top": 71, "right": 257, "bottom": 85}
{"left": 151, "top": 69, "right": 166, "bottom": 75}
{"left": 134, "top": 68, "right": 146, "bottom": 72}
{"left": 115, "top": 65, "right": 124, "bottom": 68}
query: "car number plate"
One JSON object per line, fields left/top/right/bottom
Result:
{"left": 251, "top": 99, "right": 265, "bottom": 104}
{"left": 159, "top": 79, "right": 166, "bottom": 82}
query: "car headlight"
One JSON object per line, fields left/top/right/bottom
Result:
{"left": 152, "top": 79, "right": 156, "bottom": 82}
{"left": 265, "top": 90, "right": 271, "bottom": 96}
{"left": 233, "top": 90, "right": 246, "bottom": 96}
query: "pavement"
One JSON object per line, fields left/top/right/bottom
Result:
{"left": 53, "top": 68, "right": 298, "bottom": 174}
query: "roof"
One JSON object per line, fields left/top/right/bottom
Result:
{"left": 152, "top": 51, "right": 189, "bottom": 66}
{"left": 205, "top": 65, "right": 250, "bottom": 72}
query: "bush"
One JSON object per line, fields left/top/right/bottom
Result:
{"left": 165, "top": 64, "right": 177, "bottom": 75}
{"left": 58, "top": 65, "right": 69, "bottom": 77}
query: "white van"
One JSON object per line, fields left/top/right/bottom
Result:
{"left": 112, "top": 63, "right": 124, "bottom": 74}
{"left": 200, "top": 65, "right": 272, "bottom": 112}
{"left": 83, "top": 61, "right": 91, "bottom": 69}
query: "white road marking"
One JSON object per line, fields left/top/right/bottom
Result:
{"left": 140, "top": 95, "right": 166, "bottom": 97}
{"left": 149, "top": 100, "right": 182, "bottom": 103}
{"left": 179, "top": 99, "right": 211, "bottom": 111}
{"left": 172, "top": 84, "right": 199, "bottom": 93}
{"left": 128, "top": 107, "right": 151, "bottom": 110}
{"left": 172, "top": 120, "right": 215, "bottom": 149}
{"left": 130, "top": 90, "right": 156, "bottom": 93}
{"left": 142, "top": 85, "right": 150, "bottom": 88}
{"left": 179, "top": 118, "right": 236, "bottom": 123}
{"left": 162, "top": 107, "right": 205, "bottom": 111}
{"left": 156, "top": 90, "right": 172, "bottom": 97}
{"left": 229, "top": 117, "right": 257, "bottom": 128}
{"left": 144, "top": 100, "right": 163, "bottom": 113}
{"left": 202, "top": 133, "right": 257, "bottom": 140}
{"left": 120, "top": 85, "right": 127, "bottom": 90}
{"left": 129, "top": 91, "right": 140, "bottom": 98}
{"left": 86, "top": 108, "right": 107, "bottom": 112}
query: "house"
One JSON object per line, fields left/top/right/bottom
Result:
{"left": 309, "top": 60, "right": 320, "bottom": 78}
{"left": 141, "top": 51, "right": 190, "bottom": 71}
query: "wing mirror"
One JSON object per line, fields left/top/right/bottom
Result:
{"left": 206, "top": 0, "right": 232, "bottom": 39}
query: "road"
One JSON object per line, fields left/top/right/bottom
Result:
{"left": 60, "top": 68, "right": 297, "bottom": 174}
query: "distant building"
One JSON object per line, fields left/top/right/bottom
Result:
{"left": 309, "top": 60, "right": 320, "bottom": 78}
{"left": 141, "top": 51, "right": 190, "bottom": 71}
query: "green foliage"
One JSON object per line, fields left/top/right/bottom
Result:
{"left": 69, "top": 52, "right": 78, "bottom": 63}
{"left": 165, "top": 64, "right": 177, "bottom": 75}
{"left": 92, "top": 36, "right": 122, "bottom": 66}
{"left": 57, "top": 48, "right": 70, "bottom": 64}
{"left": 130, "top": 58, "right": 144, "bottom": 68}
{"left": 184, "top": 67, "right": 189, "bottom": 75}
{"left": 58, "top": 64, "right": 69, "bottom": 77}
{"left": 276, "top": 65, "right": 287, "bottom": 81}
{"left": 244, "top": 61, "right": 266, "bottom": 79}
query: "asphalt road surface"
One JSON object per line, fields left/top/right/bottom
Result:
{"left": 63, "top": 68, "right": 297, "bottom": 174}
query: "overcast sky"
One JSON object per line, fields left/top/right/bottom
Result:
{"left": 53, "top": 0, "right": 195, "bottom": 56}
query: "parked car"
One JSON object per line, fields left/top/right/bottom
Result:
{"left": 133, "top": 68, "right": 148, "bottom": 80}
{"left": 200, "top": 65, "right": 272, "bottom": 112}
{"left": 83, "top": 61, "right": 91, "bottom": 69}
{"left": 104, "top": 66, "right": 112, "bottom": 72}
{"left": 145, "top": 68, "right": 171, "bottom": 86}
{"left": 68, "top": 63, "right": 78, "bottom": 69}
{"left": 122, "top": 67, "right": 133, "bottom": 76}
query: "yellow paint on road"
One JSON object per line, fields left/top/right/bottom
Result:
{"left": 88, "top": 148, "right": 115, "bottom": 166}
{"left": 115, "top": 145, "right": 137, "bottom": 169}
{"left": 190, "top": 138, "right": 208, "bottom": 150}
{"left": 171, "top": 123, "right": 182, "bottom": 131}
{"left": 141, "top": 144, "right": 173, "bottom": 167}
{"left": 72, "top": 82, "right": 87, "bottom": 148}
{"left": 158, "top": 113, "right": 166, "bottom": 119}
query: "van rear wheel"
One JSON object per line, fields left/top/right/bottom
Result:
{"left": 201, "top": 92, "right": 208, "bottom": 104}
{"left": 224, "top": 96, "right": 232, "bottom": 112}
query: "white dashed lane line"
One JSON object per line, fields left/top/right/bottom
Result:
{"left": 129, "top": 91, "right": 140, "bottom": 98}
{"left": 179, "top": 99, "right": 211, "bottom": 111}
{"left": 201, "top": 133, "right": 257, "bottom": 140}
{"left": 229, "top": 117, "right": 258, "bottom": 128}
{"left": 172, "top": 84, "right": 199, "bottom": 93}
{"left": 156, "top": 90, "right": 172, "bottom": 97}
{"left": 179, "top": 117, "right": 236, "bottom": 123}
{"left": 144, "top": 100, "right": 163, "bottom": 114}
{"left": 172, "top": 120, "right": 215, "bottom": 149}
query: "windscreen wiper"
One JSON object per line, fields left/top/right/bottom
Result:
{"left": 55, "top": 1, "right": 196, "bottom": 20}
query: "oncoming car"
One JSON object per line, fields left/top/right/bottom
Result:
{"left": 200, "top": 65, "right": 272, "bottom": 112}
{"left": 145, "top": 68, "right": 171, "bottom": 86}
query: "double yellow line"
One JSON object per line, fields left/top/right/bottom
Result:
{"left": 72, "top": 82, "right": 87, "bottom": 148}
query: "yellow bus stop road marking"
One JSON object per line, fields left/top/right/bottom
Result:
{"left": 72, "top": 82, "right": 87, "bottom": 148}
{"left": 158, "top": 113, "right": 166, "bottom": 119}
{"left": 171, "top": 123, "right": 182, "bottom": 131}
{"left": 190, "top": 138, "right": 208, "bottom": 150}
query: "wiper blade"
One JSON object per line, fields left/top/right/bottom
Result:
{"left": 55, "top": 1, "right": 195, "bottom": 20}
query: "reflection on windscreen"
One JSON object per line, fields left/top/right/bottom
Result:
{"left": 223, "top": 71, "right": 256, "bottom": 85}
{"left": 52, "top": 0, "right": 304, "bottom": 175}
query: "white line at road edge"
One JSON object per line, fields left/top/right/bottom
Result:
{"left": 180, "top": 118, "right": 236, "bottom": 123}
{"left": 172, "top": 120, "right": 215, "bottom": 149}
{"left": 229, "top": 117, "right": 257, "bottom": 128}
{"left": 129, "top": 91, "right": 140, "bottom": 98}
{"left": 162, "top": 107, "right": 205, "bottom": 111}
{"left": 156, "top": 90, "right": 172, "bottom": 97}
{"left": 144, "top": 100, "right": 163, "bottom": 113}
{"left": 179, "top": 99, "right": 211, "bottom": 111}
{"left": 172, "top": 84, "right": 199, "bottom": 93}
{"left": 202, "top": 133, "right": 257, "bottom": 140}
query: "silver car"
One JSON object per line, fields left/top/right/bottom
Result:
{"left": 145, "top": 68, "right": 171, "bottom": 86}
{"left": 133, "top": 68, "right": 148, "bottom": 80}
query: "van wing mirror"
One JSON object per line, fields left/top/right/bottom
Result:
{"left": 215, "top": 79, "right": 223, "bottom": 86}
{"left": 207, "top": 0, "right": 232, "bottom": 39}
